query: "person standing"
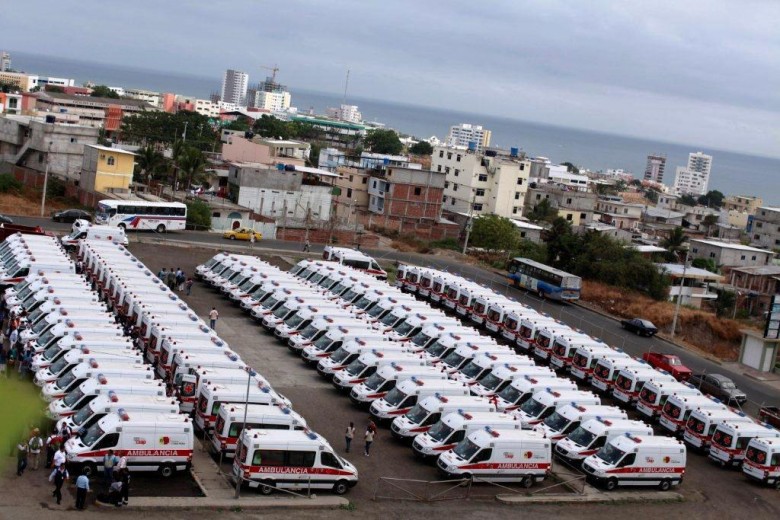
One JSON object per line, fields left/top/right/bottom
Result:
{"left": 157, "top": 267, "right": 167, "bottom": 280}
{"left": 75, "top": 469, "right": 90, "bottom": 510}
{"left": 28, "top": 429, "right": 43, "bottom": 470}
{"left": 103, "top": 449, "right": 119, "bottom": 484}
{"left": 49, "top": 465, "right": 69, "bottom": 505}
{"left": 52, "top": 444, "right": 67, "bottom": 469}
{"left": 8, "top": 327, "right": 18, "bottom": 350}
{"left": 16, "top": 438, "right": 28, "bottom": 476}
{"left": 303, "top": 239, "right": 310, "bottom": 253}
{"left": 166, "top": 268, "right": 176, "bottom": 290}
{"left": 209, "top": 307, "right": 219, "bottom": 330}
{"left": 0, "top": 346, "right": 6, "bottom": 377}
{"left": 45, "top": 431, "right": 60, "bottom": 468}
{"left": 345, "top": 422, "right": 355, "bottom": 453}
{"left": 120, "top": 467, "right": 130, "bottom": 506}
{"left": 364, "top": 427, "right": 375, "bottom": 457}
{"left": 185, "top": 278, "right": 193, "bottom": 296}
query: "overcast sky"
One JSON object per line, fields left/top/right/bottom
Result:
{"left": 4, "top": 0, "right": 779, "bottom": 157}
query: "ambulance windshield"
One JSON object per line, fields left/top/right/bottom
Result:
{"left": 71, "top": 405, "right": 95, "bottom": 426}
{"left": 427, "top": 421, "right": 455, "bottom": 443}
{"left": 543, "top": 411, "right": 570, "bottom": 431}
{"left": 453, "top": 439, "right": 481, "bottom": 461}
{"left": 405, "top": 404, "right": 429, "bottom": 424}
{"left": 566, "top": 426, "right": 597, "bottom": 448}
{"left": 383, "top": 388, "right": 406, "bottom": 407}
{"left": 596, "top": 443, "right": 626, "bottom": 465}
{"left": 519, "top": 397, "right": 546, "bottom": 418}
{"left": 459, "top": 360, "right": 484, "bottom": 379}
{"left": 81, "top": 424, "right": 106, "bottom": 447}
{"left": 498, "top": 384, "right": 522, "bottom": 404}
{"left": 62, "top": 388, "right": 85, "bottom": 407}
{"left": 410, "top": 332, "right": 431, "bottom": 348}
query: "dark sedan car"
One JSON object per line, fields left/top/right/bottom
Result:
{"left": 620, "top": 318, "right": 658, "bottom": 336}
{"left": 51, "top": 209, "right": 92, "bottom": 223}
{"left": 0, "top": 214, "right": 12, "bottom": 224}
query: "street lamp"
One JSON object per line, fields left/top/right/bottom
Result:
{"left": 40, "top": 141, "right": 53, "bottom": 217}
{"left": 234, "top": 369, "right": 252, "bottom": 499}
{"left": 670, "top": 248, "right": 689, "bottom": 339}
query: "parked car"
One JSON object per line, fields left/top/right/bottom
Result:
{"left": 758, "top": 406, "right": 780, "bottom": 428}
{"left": 52, "top": 209, "right": 92, "bottom": 223}
{"left": 222, "top": 228, "right": 262, "bottom": 241}
{"left": 0, "top": 214, "right": 13, "bottom": 224}
{"left": 620, "top": 318, "right": 658, "bottom": 336}
{"left": 641, "top": 352, "right": 692, "bottom": 381}
{"left": 688, "top": 373, "right": 747, "bottom": 405}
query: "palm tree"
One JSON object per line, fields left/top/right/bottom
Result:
{"left": 179, "top": 147, "right": 206, "bottom": 192}
{"left": 661, "top": 226, "right": 687, "bottom": 262}
{"left": 136, "top": 145, "right": 165, "bottom": 185}
{"left": 169, "top": 140, "right": 186, "bottom": 190}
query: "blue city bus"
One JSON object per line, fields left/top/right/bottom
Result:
{"left": 506, "top": 257, "right": 581, "bottom": 301}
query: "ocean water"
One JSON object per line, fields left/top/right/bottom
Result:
{"left": 10, "top": 51, "right": 780, "bottom": 204}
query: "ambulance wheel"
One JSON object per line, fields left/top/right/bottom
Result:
{"left": 333, "top": 480, "right": 349, "bottom": 495}
{"left": 158, "top": 463, "right": 175, "bottom": 478}
{"left": 658, "top": 479, "right": 672, "bottom": 491}
{"left": 156, "top": 224, "right": 166, "bottom": 233}
{"left": 259, "top": 480, "right": 275, "bottom": 495}
{"left": 773, "top": 479, "right": 780, "bottom": 490}
{"left": 82, "top": 462, "right": 98, "bottom": 477}
{"left": 520, "top": 475, "right": 534, "bottom": 488}
{"left": 605, "top": 478, "right": 618, "bottom": 491}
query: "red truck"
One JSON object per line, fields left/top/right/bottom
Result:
{"left": 0, "top": 224, "right": 53, "bottom": 242}
{"left": 759, "top": 406, "right": 780, "bottom": 429}
{"left": 641, "top": 352, "right": 692, "bottom": 381}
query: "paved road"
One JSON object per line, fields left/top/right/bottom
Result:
{"left": 12, "top": 215, "right": 779, "bottom": 408}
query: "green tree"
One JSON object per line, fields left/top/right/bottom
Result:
{"left": 692, "top": 258, "right": 718, "bottom": 272}
{"left": 409, "top": 141, "right": 433, "bottom": 156}
{"left": 90, "top": 85, "right": 120, "bottom": 98}
{"left": 679, "top": 194, "right": 697, "bottom": 206}
{"left": 702, "top": 214, "right": 719, "bottom": 236}
{"left": 0, "top": 174, "right": 22, "bottom": 193}
{"left": 544, "top": 217, "right": 580, "bottom": 269}
{"left": 224, "top": 116, "right": 251, "bottom": 132}
{"left": 561, "top": 161, "right": 579, "bottom": 174}
{"left": 526, "top": 198, "right": 557, "bottom": 223}
{"left": 363, "top": 129, "right": 403, "bottom": 155}
{"left": 45, "top": 85, "right": 64, "bottom": 93}
{"left": 644, "top": 189, "right": 659, "bottom": 203}
{"left": 713, "top": 289, "right": 736, "bottom": 317}
{"left": 0, "top": 81, "right": 20, "bottom": 93}
{"left": 697, "top": 190, "right": 724, "bottom": 208}
{"left": 135, "top": 145, "right": 166, "bottom": 185}
{"left": 178, "top": 147, "right": 206, "bottom": 191}
{"left": 252, "top": 115, "right": 294, "bottom": 139}
{"left": 186, "top": 199, "right": 211, "bottom": 230}
{"left": 470, "top": 215, "right": 519, "bottom": 252}
{"left": 121, "top": 111, "right": 216, "bottom": 150}
{"left": 307, "top": 142, "right": 322, "bottom": 168}
{"left": 512, "top": 239, "right": 548, "bottom": 264}
{"left": 661, "top": 226, "right": 687, "bottom": 261}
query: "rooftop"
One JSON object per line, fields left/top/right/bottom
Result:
{"left": 85, "top": 144, "right": 135, "bottom": 155}
{"left": 631, "top": 245, "right": 668, "bottom": 254}
{"left": 691, "top": 239, "right": 774, "bottom": 254}
{"left": 729, "top": 265, "right": 780, "bottom": 276}
{"left": 657, "top": 263, "right": 722, "bottom": 281}
{"left": 509, "top": 219, "right": 544, "bottom": 231}
{"left": 644, "top": 207, "right": 685, "bottom": 219}
{"left": 37, "top": 91, "right": 153, "bottom": 108}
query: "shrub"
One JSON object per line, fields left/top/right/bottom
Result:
{"left": 186, "top": 199, "right": 211, "bottom": 230}
{"left": 0, "top": 174, "right": 22, "bottom": 193}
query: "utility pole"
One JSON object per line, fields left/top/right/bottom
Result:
{"left": 342, "top": 69, "right": 350, "bottom": 106}
{"left": 233, "top": 370, "right": 252, "bottom": 499}
{"left": 303, "top": 201, "right": 311, "bottom": 245}
{"left": 670, "top": 249, "right": 689, "bottom": 339}
{"left": 182, "top": 121, "right": 189, "bottom": 142}
{"left": 461, "top": 187, "right": 478, "bottom": 255}
{"left": 40, "top": 141, "right": 52, "bottom": 217}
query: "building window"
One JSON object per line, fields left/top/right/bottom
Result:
{"left": 514, "top": 192, "right": 520, "bottom": 200}
{"left": 520, "top": 232, "right": 526, "bottom": 238}
{"left": 566, "top": 213, "right": 573, "bottom": 221}
{"left": 751, "top": 255, "right": 756, "bottom": 261}
{"left": 692, "top": 248, "right": 698, "bottom": 253}
{"left": 437, "top": 165, "right": 442, "bottom": 172}
{"left": 444, "top": 181, "right": 449, "bottom": 188}
{"left": 475, "top": 189, "right": 485, "bottom": 197}
{"left": 451, "top": 199, "right": 455, "bottom": 205}
{"left": 443, "top": 196, "right": 447, "bottom": 202}
{"left": 212, "top": 212, "right": 221, "bottom": 218}
{"left": 447, "top": 153, "right": 452, "bottom": 160}
{"left": 453, "top": 184, "right": 458, "bottom": 192}
{"left": 519, "top": 164, "right": 525, "bottom": 170}
{"left": 349, "top": 175, "right": 353, "bottom": 182}
{"left": 478, "top": 174, "right": 488, "bottom": 182}
{"left": 372, "top": 180, "right": 377, "bottom": 188}
{"left": 710, "top": 252, "right": 716, "bottom": 258}
{"left": 414, "top": 187, "right": 422, "bottom": 196}
{"left": 740, "top": 255, "right": 746, "bottom": 260}
{"left": 516, "top": 178, "right": 523, "bottom": 185}
{"left": 362, "top": 177, "right": 367, "bottom": 184}
{"left": 512, "top": 207, "right": 518, "bottom": 214}
{"left": 473, "top": 203, "right": 483, "bottom": 211}
{"left": 445, "top": 166, "right": 450, "bottom": 174}
{"left": 454, "top": 169, "right": 459, "bottom": 177}
{"left": 70, "top": 137, "right": 76, "bottom": 143}
{"left": 566, "top": 198, "right": 572, "bottom": 204}
{"left": 456, "top": 155, "right": 462, "bottom": 162}
{"left": 347, "top": 188, "right": 353, "bottom": 198}
{"left": 580, "top": 213, "right": 586, "bottom": 219}
{"left": 753, "top": 234, "right": 760, "bottom": 240}
{"left": 535, "top": 194, "right": 541, "bottom": 201}
{"left": 107, "top": 156, "right": 115, "bottom": 166}
{"left": 439, "top": 150, "right": 444, "bottom": 158}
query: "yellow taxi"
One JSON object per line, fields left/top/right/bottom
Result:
{"left": 222, "top": 228, "right": 262, "bottom": 241}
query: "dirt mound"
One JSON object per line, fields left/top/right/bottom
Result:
{"left": 581, "top": 281, "right": 745, "bottom": 361}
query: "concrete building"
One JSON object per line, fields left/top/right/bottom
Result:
{"left": 124, "top": 88, "right": 162, "bottom": 109}
{"left": 446, "top": 124, "right": 491, "bottom": 153}
{"left": 723, "top": 195, "right": 762, "bottom": 215}
{"left": 0, "top": 115, "right": 99, "bottom": 181}
{"left": 727, "top": 265, "right": 780, "bottom": 317}
{"left": 255, "top": 138, "right": 310, "bottom": 162}
{"left": 326, "top": 105, "right": 362, "bottom": 124}
{"left": 0, "top": 71, "right": 38, "bottom": 92}
{"left": 0, "top": 52, "right": 10, "bottom": 72}
{"left": 433, "top": 146, "right": 530, "bottom": 219}
{"left": 0, "top": 93, "right": 23, "bottom": 115}
{"left": 227, "top": 162, "right": 335, "bottom": 221}
{"left": 192, "top": 98, "right": 220, "bottom": 118}
{"left": 80, "top": 144, "right": 135, "bottom": 193}
{"left": 690, "top": 239, "right": 774, "bottom": 268}
{"left": 368, "top": 166, "right": 447, "bottom": 228}
{"left": 38, "top": 76, "right": 75, "bottom": 89}
{"left": 220, "top": 69, "right": 249, "bottom": 107}
{"left": 333, "top": 166, "right": 371, "bottom": 218}
{"left": 32, "top": 91, "right": 152, "bottom": 131}
{"left": 673, "top": 151, "right": 713, "bottom": 196}
{"left": 595, "top": 199, "right": 644, "bottom": 231}
{"left": 318, "top": 147, "right": 420, "bottom": 172}
{"left": 524, "top": 183, "right": 597, "bottom": 227}
{"left": 658, "top": 263, "right": 721, "bottom": 309}
{"left": 643, "top": 153, "right": 666, "bottom": 183}
{"left": 750, "top": 206, "right": 780, "bottom": 250}
{"left": 221, "top": 136, "right": 307, "bottom": 167}
{"left": 548, "top": 170, "right": 589, "bottom": 191}
{"left": 254, "top": 91, "right": 291, "bottom": 112}
{"left": 509, "top": 219, "right": 544, "bottom": 244}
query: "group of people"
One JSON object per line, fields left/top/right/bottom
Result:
{"left": 157, "top": 267, "right": 193, "bottom": 295}
{"left": 0, "top": 305, "right": 36, "bottom": 379}
{"left": 345, "top": 419, "right": 377, "bottom": 457}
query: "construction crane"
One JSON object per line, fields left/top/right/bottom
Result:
{"left": 262, "top": 65, "right": 280, "bottom": 85}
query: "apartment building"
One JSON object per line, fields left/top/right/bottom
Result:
{"left": 750, "top": 206, "right": 780, "bottom": 250}
{"left": 446, "top": 123, "right": 491, "bottom": 153}
{"left": 595, "top": 199, "right": 644, "bottom": 230}
{"left": 673, "top": 151, "right": 713, "bottom": 196}
{"left": 524, "top": 183, "right": 597, "bottom": 226}
{"left": 221, "top": 69, "right": 249, "bottom": 106}
{"left": 368, "top": 166, "right": 445, "bottom": 222}
{"left": 723, "top": 195, "right": 763, "bottom": 215}
{"left": 432, "top": 146, "right": 530, "bottom": 219}
{"left": 690, "top": 239, "right": 774, "bottom": 268}
{"left": 32, "top": 91, "right": 152, "bottom": 130}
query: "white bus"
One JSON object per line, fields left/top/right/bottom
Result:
{"left": 95, "top": 200, "right": 187, "bottom": 232}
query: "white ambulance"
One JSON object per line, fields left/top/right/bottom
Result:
{"left": 742, "top": 437, "right": 780, "bottom": 488}
{"left": 232, "top": 429, "right": 358, "bottom": 495}
{"left": 538, "top": 404, "right": 628, "bottom": 444}
{"left": 41, "top": 363, "right": 156, "bottom": 401}
{"left": 407, "top": 324, "right": 476, "bottom": 353}
{"left": 331, "top": 351, "right": 427, "bottom": 392}
{"left": 658, "top": 394, "right": 726, "bottom": 436}
{"left": 412, "top": 411, "right": 521, "bottom": 460}
{"left": 32, "top": 338, "right": 135, "bottom": 371}
{"left": 65, "top": 412, "right": 194, "bottom": 477}
{"left": 451, "top": 352, "right": 535, "bottom": 386}
{"left": 438, "top": 343, "right": 512, "bottom": 373}
{"left": 513, "top": 389, "right": 602, "bottom": 428}
{"left": 555, "top": 418, "right": 654, "bottom": 466}
{"left": 683, "top": 408, "right": 754, "bottom": 451}
{"left": 636, "top": 380, "right": 701, "bottom": 421}
{"left": 300, "top": 329, "right": 387, "bottom": 364}
{"left": 533, "top": 326, "right": 585, "bottom": 364}
{"left": 274, "top": 305, "right": 353, "bottom": 340}
{"left": 390, "top": 395, "right": 496, "bottom": 440}
{"left": 582, "top": 434, "right": 686, "bottom": 491}
{"left": 387, "top": 313, "right": 459, "bottom": 342}
{"left": 590, "top": 357, "right": 648, "bottom": 394}
{"left": 349, "top": 365, "right": 447, "bottom": 407}
{"left": 168, "top": 350, "right": 247, "bottom": 386}
{"left": 34, "top": 349, "right": 143, "bottom": 386}
{"left": 437, "top": 428, "right": 551, "bottom": 487}
{"left": 47, "top": 378, "right": 167, "bottom": 419}
{"left": 709, "top": 422, "right": 780, "bottom": 468}
{"left": 288, "top": 318, "right": 372, "bottom": 352}
{"left": 194, "top": 382, "right": 291, "bottom": 432}
{"left": 369, "top": 378, "right": 470, "bottom": 422}
{"left": 56, "top": 392, "right": 179, "bottom": 435}
{"left": 418, "top": 332, "right": 488, "bottom": 363}
{"left": 515, "top": 316, "right": 565, "bottom": 352}
{"left": 493, "top": 375, "right": 577, "bottom": 412}
{"left": 469, "top": 363, "right": 553, "bottom": 397}
{"left": 177, "top": 367, "right": 269, "bottom": 414}
{"left": 316, "top": 341, "right": 412, "bottom": 379}
{"left": 612, "top": 367, "right": 676, "bottom": 406}
{"left": 570, "top": 347, "right": 629, "bottom": 384}
{"left": 210, "top": 403, "right": 308, "bottom": 457}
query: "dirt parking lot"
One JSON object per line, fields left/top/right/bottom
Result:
{"left": 2, "top": 241, "right": 777, "bottom": 520}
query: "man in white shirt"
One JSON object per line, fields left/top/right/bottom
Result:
{"left": 52, "top": 445, "right": 67, "bottom": 469}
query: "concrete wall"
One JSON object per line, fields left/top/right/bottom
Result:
{"left": 691, "top": 241, "right": 774, "bottom": 267}
{"left": 222, "top": 137, "right": 272, "bottom": 164}
{"left": 229, "top": 164, "right": 302, "bottom": 191}
{"left": 237, "top": 184, "right": 332, "bottom": 221}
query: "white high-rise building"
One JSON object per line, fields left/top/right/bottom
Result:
{"left": 0, "top": 51, "right": 10, "bottom": 72}
{"left": 326, "top": 104, "right": 362, "bottom": 123}
{"left": 254, "top": 90, "right": 291, "bottom": 112}
{"left": 446, "top": 123, "right": 491, "bottom": 153}
{"left": 674, "top": 151, "right": 713, "bottom": 196}
{"left": 644, "top": 153, "right": 666, "bottom": 183}
{"left": 221, "top": 69, "right": 249, "bottom": 107}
